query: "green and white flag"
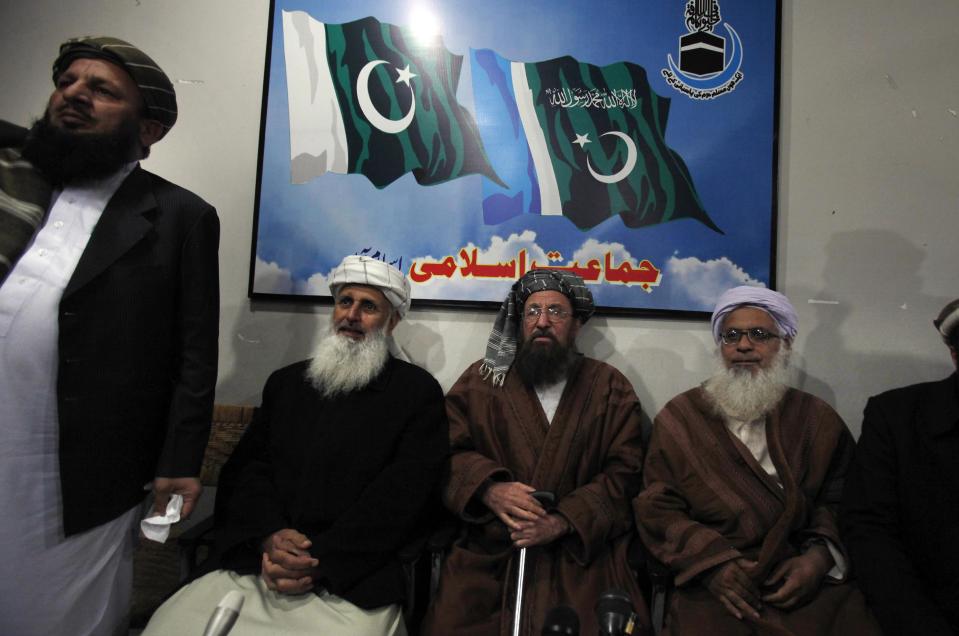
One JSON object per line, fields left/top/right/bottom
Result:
{"left": 470, "top": 48, "right": 719, "bottom": 232}
{"left": 282, "top": 11, "right": 501, "bottom": 188}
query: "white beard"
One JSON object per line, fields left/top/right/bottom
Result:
{"left": 305, "top": 323, "right": 390, "bottom": 398}
{"left": 703, "top": 348, "right": 792, "bottom": 422}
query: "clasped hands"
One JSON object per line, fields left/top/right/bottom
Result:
{"left": 481, "top": 481, "right": 569, "bottom": 548}
{"left": 703, "top": 544, "right": 833, "bottom": 620}
{"left": 260, "top": 528, "right": 319, "bottom": 595}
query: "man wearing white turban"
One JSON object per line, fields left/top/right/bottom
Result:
{"left": 635, "top": 286, "right": 881, "bottom": 635}
{"left": 143, "top": 255, "right": 447, "bottom": 636}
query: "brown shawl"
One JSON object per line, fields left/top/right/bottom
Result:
{"left": 635, "top": 387, "right": 879, "bottom": 635}
{"left": 422, "top": 357, "right": 648, "bottom": 635}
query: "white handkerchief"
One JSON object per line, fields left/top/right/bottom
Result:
{"left": 140, "top": 493, "right": 183, "bottom": 543}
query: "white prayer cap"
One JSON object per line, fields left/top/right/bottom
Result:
{"left": 328, "top": 255, "right": 412, "bottom": 317}
{"left": 934, "top": 298, "right": 959, "bottom": 344}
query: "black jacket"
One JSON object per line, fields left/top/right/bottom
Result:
{"left": 841, "top": 373, "right": 959, "bottom": 635}
{"left": 212, "top": 357, "right": 449, "bottom": 609}
{"left": 2, "top": 122, "right": 220, "bottom": 535}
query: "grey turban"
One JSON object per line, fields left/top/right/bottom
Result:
{"left": 53, "top": 36, "right": 178, "bottom": 134}
{"left": 710, "top": 286, "right": 799, "bottom": 343}
{"left": 480, "top": 269, "right": 594, "bottom": 386}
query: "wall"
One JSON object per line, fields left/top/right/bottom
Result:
{"left": 1, "top": 0, "right": 956, "bottom": 434}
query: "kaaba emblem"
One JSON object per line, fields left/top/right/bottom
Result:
{"left": 680, "top": 1, "right": 725, "bottom": 76}
{"left": 662, "top": 0, "right": 744, "bottom": 100}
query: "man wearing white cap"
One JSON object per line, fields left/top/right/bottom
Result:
{"left": 143, "top": 255, "right": 448, "bottom": 636}
{"left": 842, "top": 298, "right": 959, "bottom": 635}
{"left": 635, "top": 286, "right": 880, "bottom": 635}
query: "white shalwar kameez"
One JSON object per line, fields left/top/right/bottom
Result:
{"left": 0, "top": 164, "right": 142, "bottom": 636}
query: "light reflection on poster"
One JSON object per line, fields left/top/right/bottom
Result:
{"left": 250, "top": 0, "right": 780, "bottom": 316}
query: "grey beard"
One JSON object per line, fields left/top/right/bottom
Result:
{"left": 305, "top": 325, "right": 390, "bottom": 398}
{"left": 703, "top": 349, "right": 792, "bottom": 422}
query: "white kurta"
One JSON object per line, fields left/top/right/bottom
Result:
{"left": 0, "top": 164, "right": 142, "bottom": 636}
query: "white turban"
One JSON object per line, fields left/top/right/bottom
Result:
{"left": 934, "top": 298, "right": 959, "bottom": 343}
{"left": 328, "top": 255, "right": 411, "bottom": 317}
{"left": 710, "top": 286, "right": 799, "bottom": 343}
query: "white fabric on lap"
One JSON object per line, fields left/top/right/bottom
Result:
{"left": 143, "top": 569, "right": 406, "bottom": 636}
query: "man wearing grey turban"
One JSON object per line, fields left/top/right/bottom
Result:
{"left": 0, "top": 37, "right": 218, "bottom": 635}
{"left": 423, "top": 269, "right": 649, "bottom": 636}
{"left": 635, "top": 286, "right": 881, "bottom": 635}
{"left": 144, "top": 255, "right": 447, "bottom": 636}
{"left": 842, "top": 297, "right": 959, "bottom": 635}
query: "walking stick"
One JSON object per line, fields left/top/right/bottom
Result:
{"left": 512, "top": 490, "right": 556, "bottom": 636}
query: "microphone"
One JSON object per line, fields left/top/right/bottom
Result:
{"left": 594, "top": 588, "right": 633, "bottom": 636}
{"left": 542, "top": 605, "right": 579, "bottom": 635}
{"left": 202, "top": 590, "right": 245, "bottom": 636}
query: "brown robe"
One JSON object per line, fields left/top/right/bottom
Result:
{"left": 634, "top": 387, "right": 881, "bottom": 636}
{"left": 422, "top": 357, "right": 649, "bottom": 636}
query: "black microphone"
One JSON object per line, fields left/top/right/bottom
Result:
{"left": 594, "top": 588, "right": 633, "bottom": 636}
{"left": 542, "top": 604, "right": 579, "bottom": 635}
{"left": 202, "top": 590, "right": 244, "bottom": 636}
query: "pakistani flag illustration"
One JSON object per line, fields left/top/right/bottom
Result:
{"left": 282, "top": 11, "right": 501, "bottom": 188}
{"left": 470, "top": 48, "right": 720, "bottom": 232}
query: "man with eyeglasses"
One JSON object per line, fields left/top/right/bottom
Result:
{"left": 634, "top": 286, "right": 880, "bottom": 635}
{"left": 841, "top": 298, "right": 959, "bottom": 635}
{"left": 423, "top": 269, "right": 648, "bottom": 636}
{"left": 143, "top": 255, "right": 448, "bottom": 636}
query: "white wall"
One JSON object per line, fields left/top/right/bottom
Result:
{"left": 2, "top": 0, "right": 956, "bottom": 434}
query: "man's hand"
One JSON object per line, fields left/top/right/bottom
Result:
{"left": 152, "top": 476, "right": 202, "bottom": 519}
{"left": 510, "top": 513, "right": 569, "bottom": 548}
{"left": 702, "top": 558, "right": 762, "bottom": 620}
{"left": 260, "top": 529, "right": 319, "bottom": 595}
{"left": 480, "top": 482, "right": 546, "bottom": 530}
{"left": 761, "top": 545, "right": 832, "bottom": 610}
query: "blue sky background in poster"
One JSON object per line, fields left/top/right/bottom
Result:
{"left": 252, "top": 0, "right": 778, "bottom": 312}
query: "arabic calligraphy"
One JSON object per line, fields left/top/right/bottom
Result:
{"left": 409, "top": 248, "right": 661, "bottom": 291}
{"left": 357, "top": 247, "right": 403, "bottom": 272}
{"left": 545, "top": 87, "right": 639, "bottom": 110}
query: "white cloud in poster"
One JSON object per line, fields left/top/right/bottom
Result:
{"left": 299, "top": 271, "right": 331, "bottom": 296}
{"left": 665, "top": 255, "right": 764, "bottom": 309}
{"left": 253, "top": 257, "right": 295, "bottom": 294}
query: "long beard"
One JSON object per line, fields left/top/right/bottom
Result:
{"left": 21, "top": 113, "right": 140, "bottom": 183}
{"left": 305, "top": 323, "right": 390, "bottom": 398}
{"left": 513, "top": 333, "right": 577, "bottom": 388}
{"left": 703, "top": 348, "right": 792, "bottom": 422}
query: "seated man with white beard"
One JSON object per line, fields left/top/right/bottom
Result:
{"left": 143, "top": 255, "right": 448, "bottom": 636}
{"left": 634, "top": 286, "right": 880, "bottom": 636}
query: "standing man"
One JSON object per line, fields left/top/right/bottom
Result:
{"left": 635, "top": 287, "right": 879, "bottom": 635}
{"left": 842, "top": 298, "right": 959, "bottom": 635}
{"left": 0, "top": 37, "right": 219, "bottom": 635}
{"left": 143, "top": 255, "right": 447, "bottom": 636}
{"left": 422, "top": 270, "right": 648, "bottom": 636}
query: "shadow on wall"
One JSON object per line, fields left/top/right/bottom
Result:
{"left": 577, "top": 317, "right": 716, "bottom": 442}
{"left": 216, "top": 299, "right": 325, "bottom": 405}
{"left": 789, "top": 229, "right": 954, "bottom": 431}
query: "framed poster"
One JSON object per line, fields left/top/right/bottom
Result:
{"left": 249, "top": 0, "right": 781, "bottom": 316}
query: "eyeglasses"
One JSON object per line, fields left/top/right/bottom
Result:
{"left": 524, "top": 305, "right": 571, "bottom": 323}
{"left": 720, "top": 328, "right": 781, "bottom": 346}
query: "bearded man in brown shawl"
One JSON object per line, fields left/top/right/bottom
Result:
{"left": 634, "top": 286, "right": 880, "bottom": 636}
{"left": 422, "top": 270, "right": 648, "bottom": 636}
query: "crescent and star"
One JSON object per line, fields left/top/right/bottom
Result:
{"left": 574, "top": 131, "right": 638, "bottom": 184}
{"left": 356, "top": 60, "right": 417, "bottom": 134}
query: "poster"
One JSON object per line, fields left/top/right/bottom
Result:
{"left": 250, "top": 0, "right": 780, "bottom": 316}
